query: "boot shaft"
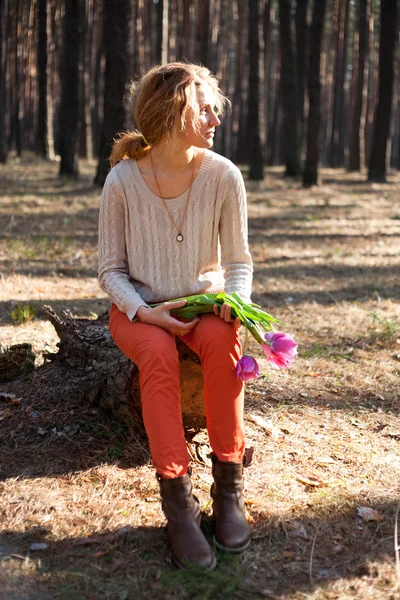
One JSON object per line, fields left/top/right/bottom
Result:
{"left": 210, "top": 454, "right": 251, "bottom": 552}
{"left": 211, "top": 454, "right": 245, "bottom": 508}
{"left": 157, "top": 473, "right": 201, "bottom": 524}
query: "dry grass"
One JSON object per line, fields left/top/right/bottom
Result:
{"left": 1, "top": 155, "right": 400, "bottom": 599}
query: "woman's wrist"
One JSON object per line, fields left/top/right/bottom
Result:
{"left": 136, "top": 306, "right": 152, "bottom": 322}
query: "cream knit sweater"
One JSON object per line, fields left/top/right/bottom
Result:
{"left": 98, "top": 149, "right": 253, "bottom": 321}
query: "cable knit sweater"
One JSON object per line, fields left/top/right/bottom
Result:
{"left": 98, "top": 149, "right": 253, "bottom": 321}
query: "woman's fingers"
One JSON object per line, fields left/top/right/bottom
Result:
{"left": 173, "top": 317, "right": 200, "bottom": 336}
{"left": 216, "top": 303, "right": 238, "bottom": 324}
{"left": 162, "top": 299, "right": 187, "bottom": 311}
{"left": 220, "top": 303, "right": 232, "bottom": 322}
{"left": 233, "top": 317, "right": 241, "bottom": 330}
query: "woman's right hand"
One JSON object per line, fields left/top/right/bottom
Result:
{"left": 136, "top": 300, "right": 200, "bottom": 336}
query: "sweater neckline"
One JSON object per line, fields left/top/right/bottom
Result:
{"left": 130, "top": 149, "right": 213, "bottom": 209}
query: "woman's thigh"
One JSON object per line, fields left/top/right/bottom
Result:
{"left": 183, "top": 313, "right": 241, "bottom": 357}
{"left": 109, "top": 304, "right": 178, "bottom": 367}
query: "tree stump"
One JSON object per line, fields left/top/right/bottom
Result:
{"left": 43, "top": 306, "right": 206, "bottom": 431}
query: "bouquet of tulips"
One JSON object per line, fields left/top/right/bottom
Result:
{"left": 151, "top": 292, "right": 297, "bottom": 381}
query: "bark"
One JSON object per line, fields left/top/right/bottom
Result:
{"left": 303, "top": 0, "right": 327, "bottom": 187}
{"left": 348, "top": 0, "right": 369, "bottom": 171}
{"left": 0, "top": 0, "right": 8, "bottom": 163}
{"left": 247, "top": 0, "right": 264, "bottom": 180}
{"left": 215, "top": 0, "right": 232, "bottom": 157}
{"left": 12, "top": 0, "right": 23, "bottom": 156}
{"left": 265, "top": 3, "right": 281, "bottom": 165}
{"left": 295, "top": 0, "right": 309, "bottom": 155}
{"left": 267, "top": 74, "right": 281, "bottom": 165}
{"left": 94, "top": 0, "right": 130, "bottom": 187}
{"left": 37, "top": 0, "right": 48, "bottom": 157}
{"left": 42, "top": 307, "right": 206, "bottom": 431}
{"left": 328, "top": 0, "right": 350, "bottom": 167}
{"left": 91, "top": 0, "right": 103, "bottom": 158}
{"left": 263, "top": 0, "right": 272, "bottom": 161}
{"left": 234, "top": 0, "right": 248, "bottom": 163}
{"left": 368, "top": 0, "right": 398, "bottom": 182}
{"left": 195, "top": 0, "right": 210, "bottom": 66}
{"left": 321, "top": 0, "right": 337, "bottom": 162}
{"left": 278, "top": 0, "right": 300, "bottom": 176}
{"left": 58, "top": 0, "right": 82, "bottom": 178}
{"left": 78, "top": 0, "right": 93, "bottom": 160}
{"left": 364, "top": 0, "right": 378, "bottom": 167}
{"left": 23, "top": 0, "right": 35, "bottom": 152}
{"left": 45, "top": 0, "right": 56, "bottom": 160}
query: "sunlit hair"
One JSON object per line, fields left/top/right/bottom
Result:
{"left": 110, "top": 62, "right": 230, "bottom": 167}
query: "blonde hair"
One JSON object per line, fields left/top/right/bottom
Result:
{"left": 110, "top": 62, "right": 230, "bottom": 167}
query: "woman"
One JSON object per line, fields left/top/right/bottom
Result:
{"left": 98, "top": 62, "right": 253, "bottom": 570}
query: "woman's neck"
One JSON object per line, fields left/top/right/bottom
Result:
{"left": 149, "top": 140, "right": 199, "bottom": 175}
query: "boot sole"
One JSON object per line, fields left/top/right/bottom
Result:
{"left": 213, "top": 536, "right": 251, "bottom": 554}
{"left": 172, "top": 552, "right": 217, "bottom": 571}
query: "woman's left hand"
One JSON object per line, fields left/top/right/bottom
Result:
{"left": 213, "top": 303, "right": 241, "bottom": 330}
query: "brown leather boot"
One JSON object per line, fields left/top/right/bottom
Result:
{"left": 210, "top": 454, "right": 251, "bottom": 553}
{"left": 157, "top": 473, "right": 216, "bottom": 570}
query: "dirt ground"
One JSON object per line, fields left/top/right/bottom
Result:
{"left": 0, "top": 154, "right": 399, "bottom": 600}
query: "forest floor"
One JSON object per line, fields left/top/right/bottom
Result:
{"left": 0, "top": 154, "right": 400, "bottom": 600}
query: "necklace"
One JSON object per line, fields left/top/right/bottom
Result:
{"left": 149, "top": 151, "right": 196, "bottom": 242}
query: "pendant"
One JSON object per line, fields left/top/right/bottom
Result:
{"left": 176, "top": 233, "right": 184, "bottom": 242}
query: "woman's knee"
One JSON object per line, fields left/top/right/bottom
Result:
{"left": 197, "top": 314, "right": 240, "bottom": 354}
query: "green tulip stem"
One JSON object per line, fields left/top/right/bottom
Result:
{"left": 243, "top": 325, "right": 249, "bottom": 355}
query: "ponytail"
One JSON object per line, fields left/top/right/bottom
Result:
{"left": 110, "top": 131, "right": 150, "bottom": 167}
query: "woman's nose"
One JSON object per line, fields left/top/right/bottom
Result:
{"left": 210, "top": 111, "right": 221, "bottom": 127}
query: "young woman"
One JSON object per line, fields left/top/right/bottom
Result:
{"left": 98, "top": 62, "right": 253, "bottom": 570}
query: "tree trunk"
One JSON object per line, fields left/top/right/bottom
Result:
{"left": 41, "top": 307, "right": 206, "bottom": 431}
{"left": 262, "top": 0, "right": 272, "bottom": 162}
{"left": 58, "top": 0, "right": 82, "bottom": 178}
{"left": 234, "top": 0, "right": 248, "bottom": 164}
{"left": 0, "top": 0, "right": 8, "bottom": 163}
{"left": 36, "top": 0, "right": 48, "bottom": 157}
{"left": 155, "top": 0, "right": 168, "bottom": 65}
{"left": 26, "top": 0, "right": 36, "bottom": 152}
{"left": 348, "top": 0, "right": 369, "bottom": 171}
{"left": 368, "top": 0, "right": 398, "bottom": 182}
{"left": 303, "top": 0, "right": 327, "bottom": 187}
{"left": 12, "top": 0, "right": 23, "bottom": 157}
{"left": 278, "top": 0, "right": 300, "bottom": 176}
{"left": 215, "top": 0, "right": 231, "bottom": 157}
{"left": 364, "top": 0, "right": 378, "bottom": 168}
{"left": 91, "top": 0, "right": 103, "bottom": 158}
{"left": 94, "top": 0, "right": 130, "bottom": 187}
{"left": 295, "top": 0, "right": 309, "bottom": 158}
{"left": 328, "top": 0, "right": 350, "bottom": 167}
{"left": 78, "top": 0, "right": 93, "bottom": 160}
{"left": 195, "top": 0, "right": 210, "bottom": 66}
{"left": 247, "top": 0, "right": 264, "bottom": 180}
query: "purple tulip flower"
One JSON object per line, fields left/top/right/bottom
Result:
{"left": 262, "top": 332, "right": 298, "bottom": 369}
{"left": 235, "top": 355, "right": 260, "bottom": 381}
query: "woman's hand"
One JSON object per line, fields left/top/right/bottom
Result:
{"left": 213, "top": 303, "right": 241, "bottom": 330}
{"left": 136, "top": 300, "right": 200, "bottom": 336}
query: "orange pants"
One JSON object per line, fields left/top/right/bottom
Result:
{"left": 109, "top": 304, "right": 245, "bottom": 478}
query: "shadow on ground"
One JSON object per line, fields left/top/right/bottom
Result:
{"left": 1, "top": 498, "right": 398, "bottom": 599}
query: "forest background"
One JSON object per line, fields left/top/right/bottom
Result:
{"left": 1, "top": 0, "right": 399, "bottom": 186}
{"left": 1, "top": 1, "right": 400, "bottom": 600}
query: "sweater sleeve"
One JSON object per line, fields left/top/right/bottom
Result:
{"left": 219, "top": 166, "right": 253, "bottom": 304}
{"left": 98, "top": 171, "right": 149, "bottom": 320}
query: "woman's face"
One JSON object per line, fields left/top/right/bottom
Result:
{"left": 183, "top": 83, "right": 221, "bottom": 149}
